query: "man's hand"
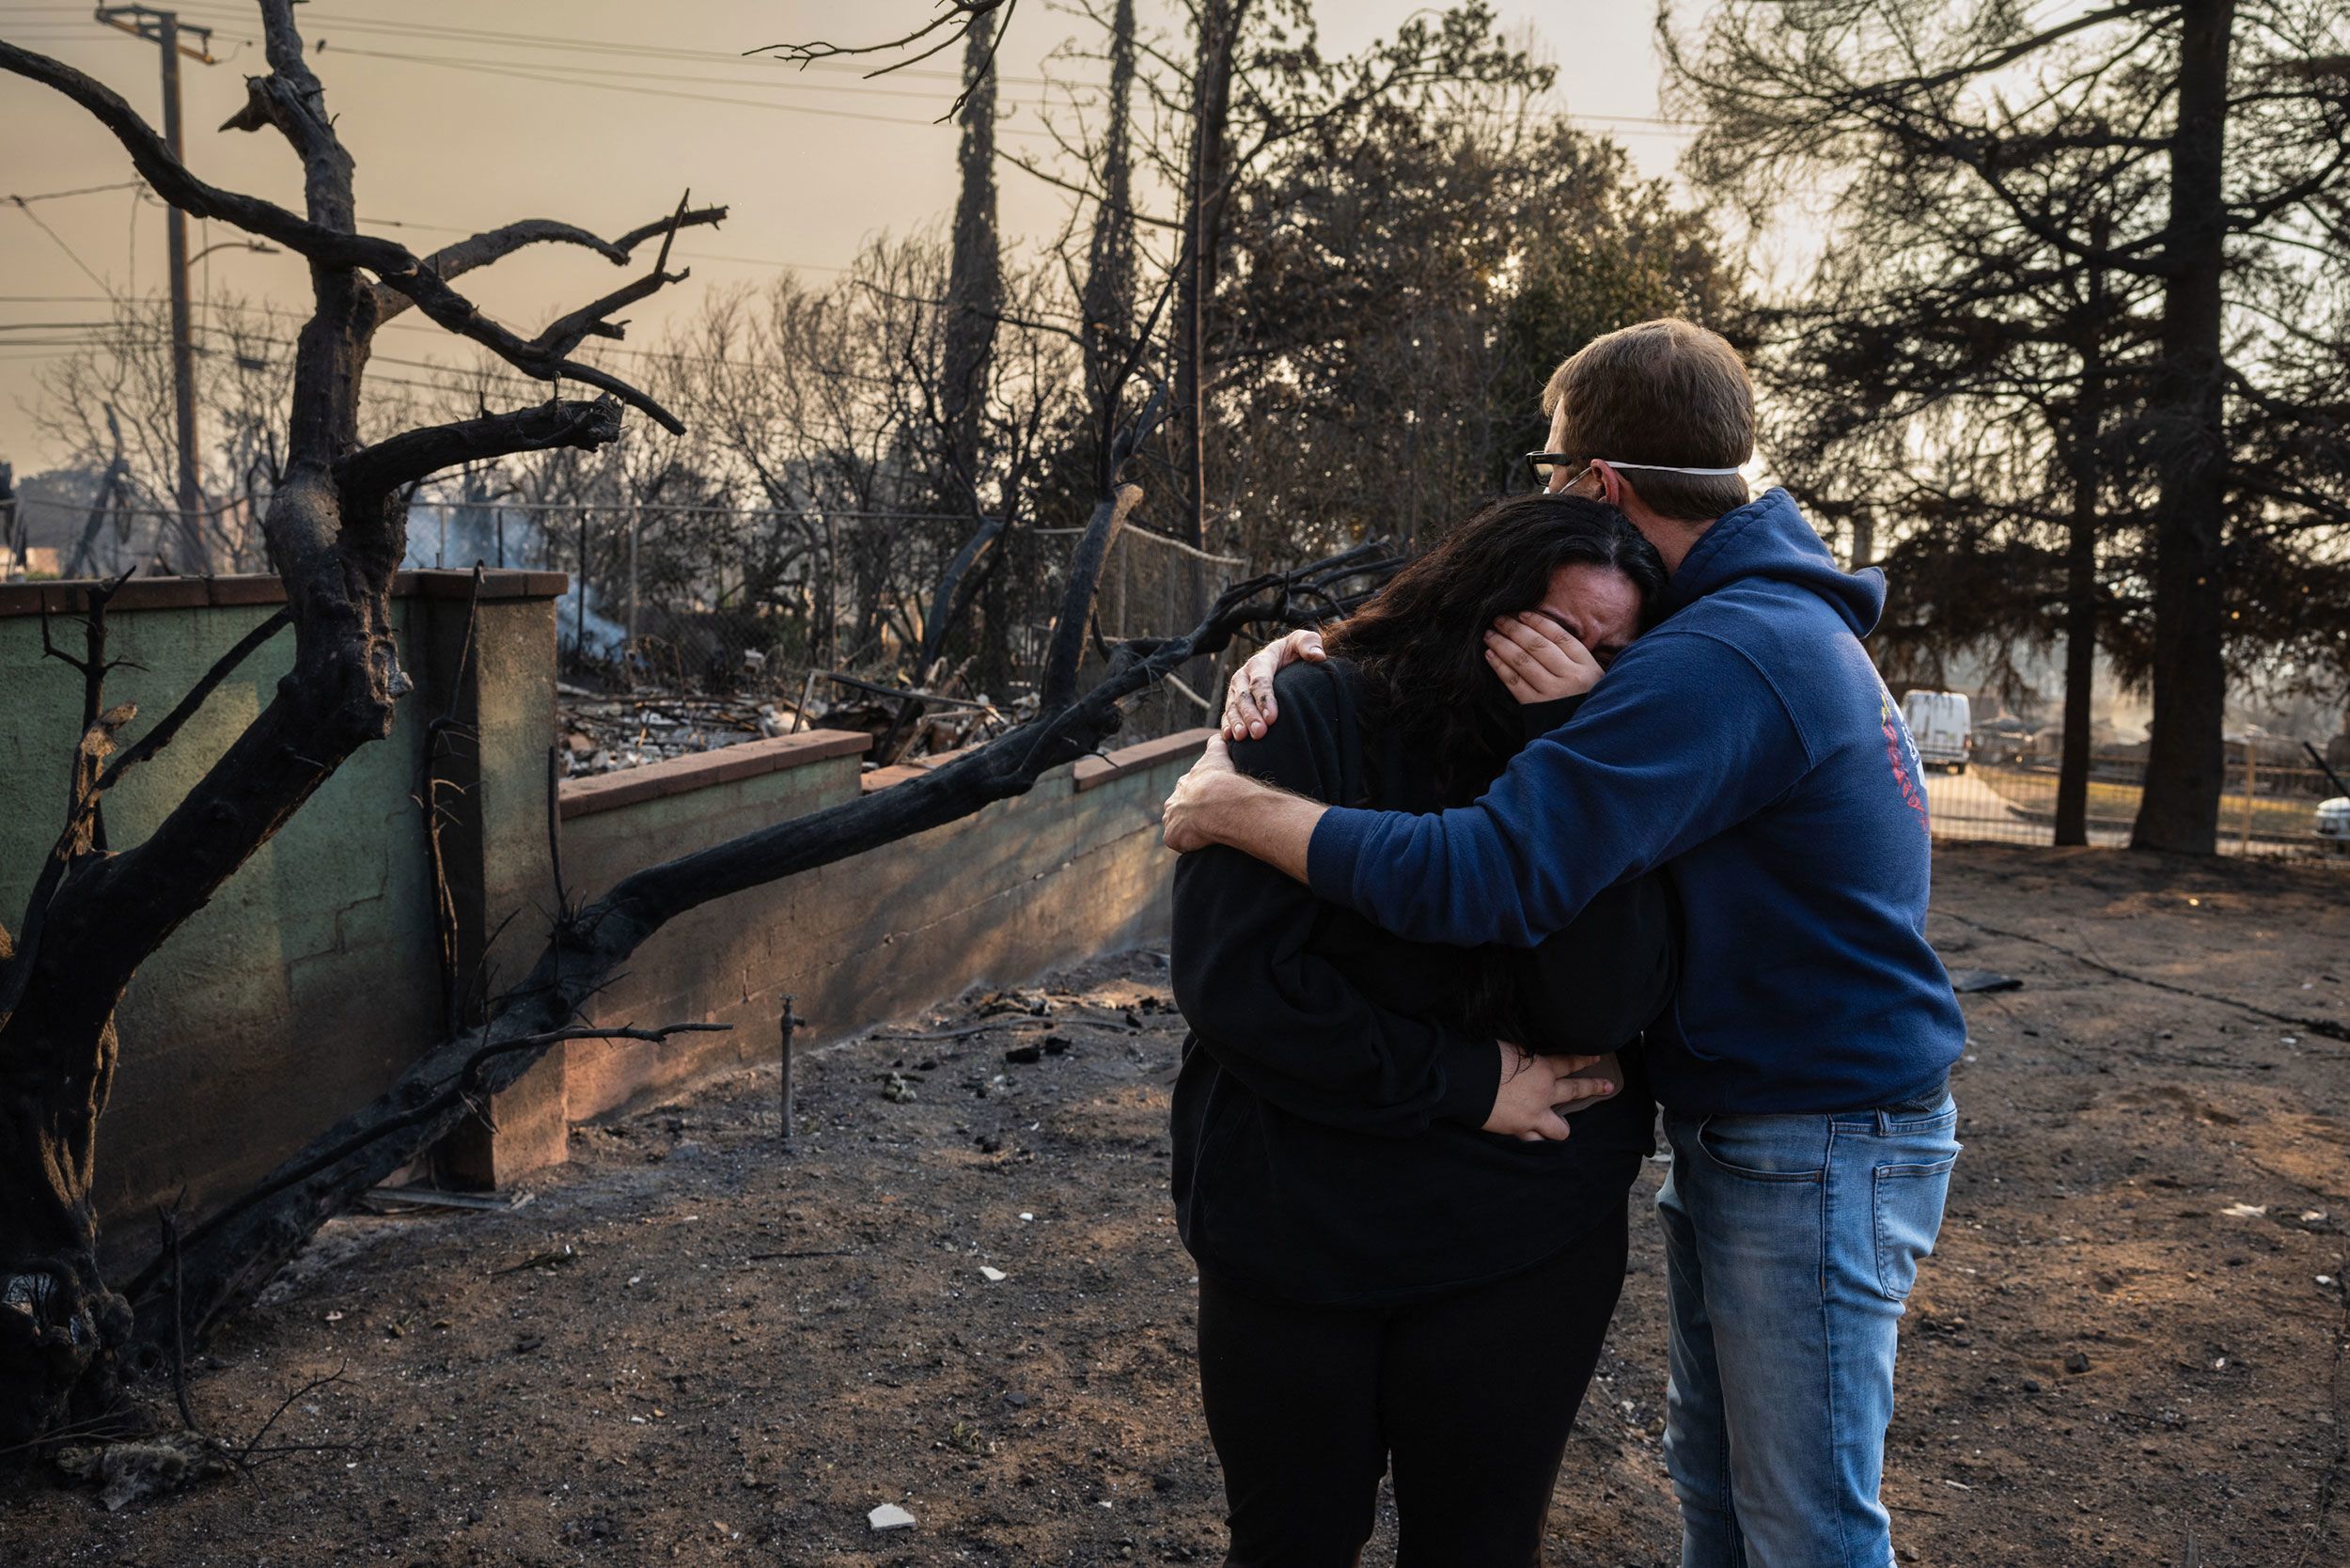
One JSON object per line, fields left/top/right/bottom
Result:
{"left": 1484, "top": 613, "right": 1604, "bottom": 704}
{"left": 1161, "top": 730, "right": 1242, "bottom": 853}
{"left": 1484, "top": 1043, "right": 1613, "bottom": 1142}
{"left": 1222, "top": 629, "right": 1325, "bottom": 740}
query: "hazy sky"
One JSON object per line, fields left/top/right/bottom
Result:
{"left": 0, "top": 1, "right": 1693, "bottom": 474}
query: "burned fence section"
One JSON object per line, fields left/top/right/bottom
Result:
{"left": 404, "top": 496, "right": 1250, "bottom": 776}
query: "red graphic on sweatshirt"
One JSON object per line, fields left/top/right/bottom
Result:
{"left": 1881, "top": 690, "right": 1929, "bottom": 829}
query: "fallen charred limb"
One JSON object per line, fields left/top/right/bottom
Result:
{"left": 138, "top": 515, "right": 1400, "bottom": 1344}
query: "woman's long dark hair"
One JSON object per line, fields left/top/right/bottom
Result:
{"left": 1324, "top": 493, "right": 1667, "bottom": 808}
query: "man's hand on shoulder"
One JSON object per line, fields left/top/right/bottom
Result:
{"left": 1222, "top": 629, "right": 1325, "bottom": 740}
{"left": 1162, "top": 730, "right": 1242, "bottom": 853}
{"left": 1160, "top": 731, "right": 1327, "bottom": 883}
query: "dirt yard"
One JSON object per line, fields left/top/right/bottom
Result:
{"left": 4, "top": 842, "right": 2346, "bottom": 1566}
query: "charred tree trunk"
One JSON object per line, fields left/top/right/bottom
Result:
{"left": 1167, "top": 0, "right": 1247, "bottom": 720}
{"left": 1, "top": 641, "right": 139, "bottom": 1449}
{"left": 0, "top": 6, "right": 716, "bottom": 1449}
{"left": 0, "top": 1000, "right": 133, "bottom": 1450}
{"left": 943, "top": 14, "right": 1004, "bottom": 480}
{"left": 1173, "top": 0, "right": 1245, "bottom": 552}
{"left": 942, "top": 14, "right": 1010, "bottom": 697}
{"left": 2131, "top": 0, "right": 2234, "bottom": 855}
{"left": 1080, "top": 0, "right": 1139, "bottom": 415}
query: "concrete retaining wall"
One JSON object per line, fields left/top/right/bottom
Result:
{"left": 0, "top": 572, "right": 561, "bottom": 1255}
{"left": 535, "top": 729, "right": 1208, "bottom": 1168}
{"left": 0, "top": 571, "right": 1205, "bottom": 1260}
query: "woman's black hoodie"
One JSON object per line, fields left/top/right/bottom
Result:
{"left": 1169, "top": 658, "right": 1676, "bottom": 1306}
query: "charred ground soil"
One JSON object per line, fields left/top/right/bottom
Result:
{"left": 4, "top": 842, "right": 2345, "bottom": 1566}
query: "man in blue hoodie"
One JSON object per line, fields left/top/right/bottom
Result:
{"left": 1162, "top": 320, "right": 1966, "bottom": 1568}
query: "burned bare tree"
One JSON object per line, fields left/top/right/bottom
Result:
{"left": 0, "top": 2, "right": 724, "bottom": 1449}
{"left": 1078, "top": 0, "right": 1141, "bottom": 417}
{"left": 1172, "top": 0, "right": 1250, "bottom": 553}
{"left": 941, "top": 11, "right": 1013, "bottom": 696}
{"left": 30, "top": 293, "right": 298, "bottom": 575}
{"left": 943, "top": 11, "right": 1008, "bottom": 495}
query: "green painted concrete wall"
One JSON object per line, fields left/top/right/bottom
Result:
{"left": 0, "top": 575, "right": 1204, "bottom": 1271}
{"left": 0, "top": 578, "right": 558, "bottom": 1264}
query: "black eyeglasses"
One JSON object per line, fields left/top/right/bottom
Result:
{"left": 1523, "top": 452, "right": 1583, "bottom": 490}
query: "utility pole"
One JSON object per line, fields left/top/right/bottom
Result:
{"left": 1, "top": 461, "right": 20, "bottom": 580}
{"left": 96, "top": 6, "right": 214, "bottom": 575}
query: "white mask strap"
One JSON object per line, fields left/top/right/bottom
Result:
{"left": 1597, "top": 460, "right": 1746, "bottom": 476}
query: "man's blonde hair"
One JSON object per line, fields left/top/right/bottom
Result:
{"left": 1543, "top": 320, "right": 1754, "bottom": 523}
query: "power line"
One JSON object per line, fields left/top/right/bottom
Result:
{"left": 156, "top": 3, "right": 1060, "bottom": 87}
{"left": 14, "top": 0, "right": 1693, "bottom": 126}
{"left": 291, "top": 45, "right": 1058, "bottom": 138}
{"left": 4, "top": 196, "right": 125, "bottom": 301}
{"left": 2, "top": 302, "right": 864, "bottom": 379}
{"left": 306, "top": 43, "right": 1073, "bottom": 109}
{"left": 0, "top": 180, "right": 148, "bottom": 204}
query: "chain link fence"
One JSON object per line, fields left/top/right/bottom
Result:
{"left": 1926, "top": 745, "right": 2350, "bottom": 862}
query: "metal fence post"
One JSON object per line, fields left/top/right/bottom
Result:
{"left": 2241, "top": 741, "right": 2256, "bottom": 854}
{"left": 778, "top": 994, "right": 802, "bottom": 1150}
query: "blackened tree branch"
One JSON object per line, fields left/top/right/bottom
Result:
{"left": 756, "top": 0, "right": 1016, "bottom": 116}
{"left": 388, "top": 204, "right": 728, "bottom": 306}
{"left": 94, "top": 610, "right": 292, "bottom": 797}
{"left": 0, "top": 39, "right": 689, "bottom": 432}
{"left": 336, "top": 400, "right": 626, "bottom": 510}
{"left": 533, "top": 269, "right": 689, "bottom": 358}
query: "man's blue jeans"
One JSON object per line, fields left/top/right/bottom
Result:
{"left": 1656, "top": 1095, "right": 1959, "bottom": 1568}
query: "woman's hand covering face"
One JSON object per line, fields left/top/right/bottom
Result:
{"left": 1483, "top": 613, "right": 1605, "bottom": 704}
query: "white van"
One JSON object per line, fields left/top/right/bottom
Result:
{"left": 1901, "top": 690, "right": 1972, "bottom": 774}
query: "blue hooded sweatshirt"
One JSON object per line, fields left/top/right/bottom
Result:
{"left": 1305, "top": 487, "right": 1966, "bottom": 1115}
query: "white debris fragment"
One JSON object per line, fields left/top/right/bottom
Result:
{"left": 979, "top": 1266, "right": 1007, "bottom": 1283}
{"left": 2219, "top": 1203, "right": 2267, "bottom": 1219}
{"left": 869, "top": 1503, "right": 916, "bottom": 1532}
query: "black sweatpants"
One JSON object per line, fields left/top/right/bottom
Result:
{"left": 1195, "top": 1209, "right": 1630, "bottom": 1568}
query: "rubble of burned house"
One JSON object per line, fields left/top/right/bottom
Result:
{"left": 556, "top": 679, "right": 1024, "bottom": 775}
